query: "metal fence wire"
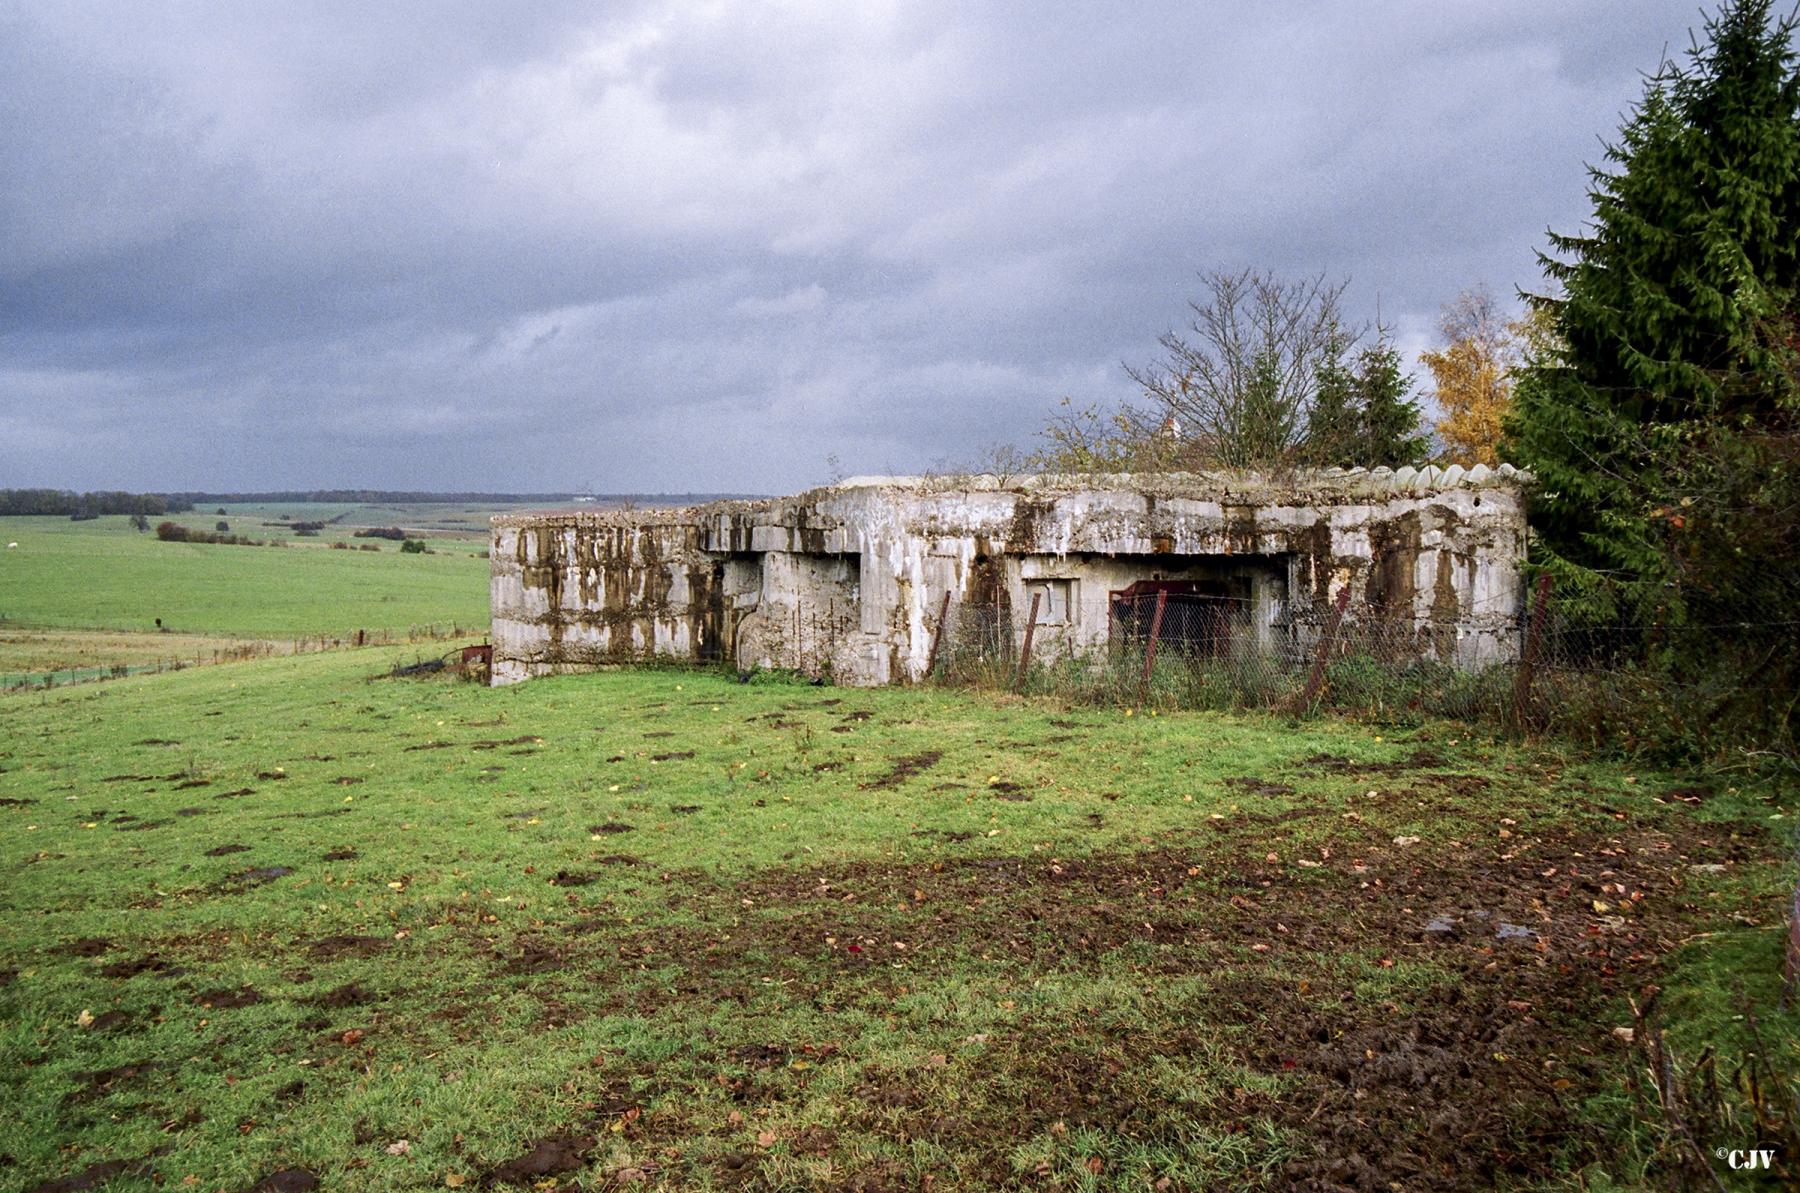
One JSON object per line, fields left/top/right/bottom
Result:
{"left": 927, "top": 590, "right": 1800, "bottom": 756}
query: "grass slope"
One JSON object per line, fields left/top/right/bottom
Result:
{"left": 0, "top": 515, "right": 488, "bottom": 639}
{"left": 1, "top": 650, "right": 1795, "bottom": 1190}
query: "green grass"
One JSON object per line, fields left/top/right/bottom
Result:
{"left": 0, "top": 514, "right": 489, "bottom": 639}
{"left": 2, "top": 650, "right": 1795, "bottom": 1190}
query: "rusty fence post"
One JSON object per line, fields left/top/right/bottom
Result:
{"left": 1013, "top": 592, "right": 1042, "bottom": 693}
{"left": 1786, "top": 865, "right": 1800, "bottom": 1009}
{"left": 1300, "top": 587, "right": 1354, "bottom": 711}
{"left": 924, "top": 591, "right": 952, "bottom": 681}
{"left": 1512, "top": 574, "right": 1554, "bottom": 730}
{"left": 1137, "top": 591, "right": 1169, "bottom": 707}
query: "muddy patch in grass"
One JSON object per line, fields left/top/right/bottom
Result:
{"left": 651, "top": 750, "right": 696, "bottom": 762}
{"left": 575, "top": 813, "right": 1773, "bottom": 1191}
{"left": 322, "top": 847, "right": 358, "bottom": 861}
{"left": 194, "top": 986, "right": 262, "bottom": 1009}
{"left": 307, "top": 934, "right": 388, "bottom": 959}
{"left": 862, "top": 751, "right": 942, "bottom": 790}
{"left": 247, "top": 1168, "right": 318, "bottom": 1193}
{"left": 27, "top": 1156, "right": 158, "bottom": 1193}
{"left": 472, "top": 736, "right": 543, "bottom": 751}
{"left": 205, "top": 843, "right": 251, "bottom": 857}
{"left": 588, "top": 822, "right": 635, "bottom": 835}
{"left": 100, "top": 955, "right": 171, "bottom": 979}
{"left": 304, "top": 982, "right": 379, "bottom": 1009}
{"left": 215, "top": 866, "right": 292, "bottom": 894}
{"left": 484, "top": 1134, "right": 595, "bottom": 1185}
{"left": 75, "top": 1061, "right": 156, "bottom": 1098}
{"left": 62, "top": 937, "right": 113, "bottom": 958}
{"left": 1227, "top": 776, "right": 1295, "bottom": 797}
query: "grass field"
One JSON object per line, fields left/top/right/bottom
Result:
{"left": 3, "top": 647, "right": 1795, "bottom": 1191}
{"left": 0, "top": 513, "right": 492, "bottom": 685}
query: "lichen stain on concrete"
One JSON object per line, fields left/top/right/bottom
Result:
{"left": 489, "top": 469, "right": 1533, "bottom": 687}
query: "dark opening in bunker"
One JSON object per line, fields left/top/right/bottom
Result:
{"left": 1105, "top": 554, "right": 1287, "bottom": 658}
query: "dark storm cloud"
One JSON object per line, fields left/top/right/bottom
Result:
{"left": 0, "top": 1, "right": 1713, "bottom": 492}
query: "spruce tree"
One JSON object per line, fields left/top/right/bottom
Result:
{"left": 1506, "top": 0, "right": 1800, "bottom": 623}
{"left": 1355, "top": 342, "right": 1430, "bottom": 467}
{"left": 1303, "top": 335, "right": 1362, "bottom": 467}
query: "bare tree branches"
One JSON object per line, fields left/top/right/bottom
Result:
{"left": 1124, "top": 270, "right": 1357, "bottom": 469}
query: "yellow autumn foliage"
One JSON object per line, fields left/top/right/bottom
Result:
{"left": 1421, "top": 287, "right": 1526, "bottom": 467}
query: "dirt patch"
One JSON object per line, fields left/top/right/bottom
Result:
{"left": 549, "top": 870, "right": 598, "bottom": 887}
{"left": 1226, "top": 777, "right": 1296, "bottom": 797}
{"left": 247, "top": 1169, "right": 318, "bottom": 1193}
{"left": 62, "top": 938, "right": 113, "bottom": 958}
{"left": 114, "top": 819, "right": 171, "bottom": 832}
{"left": 194, "top": 987, "right": 262, "bottom": 1010}
{"left": 332, "top": 776, "right": 365, "bottom": 786}
{"left": 214, "top": 787, "right": 256, "bottom": 799}
{"left": 472, "top": 736, "right": 543, "bottom": 750}
{"left": 484, "top": 1134, "right": 596, "bottom": 1185}
{"left": 1301, "top": 748, "right": 1449, "bottom": 776}
{"left": 670, "top": 804, "right": 701, "bottom": 814}
{"left": 205, "top": 844, "right": 252, "bottom": 857}
{"left": 403, "top": 740, "right": 457, "bottom": 751}
{"left": 173, "top": 778, "right": 210, "bottom": 790}
{"left": 0, "top": 796, "right": 35, "bottom": 806}
{"left": 26, "top": 1157, "right": 157, "bottom": 1193}
{"left": 307, "top": 934, "right": 388, "bottom": 959}
{"left": 497, "top": 938, "right": 565, "bottom": 974}
{"left": 322, "top": 848, "right": 358, "bottom": 861}
{"left": 305, "top": 982, "right": 378, "bottom": 1009}
{"left": 651, "top": 750, "right": 696, "bottom": 762}
{"left": 589, "top": 822, "right": 635, "bottom": 835}
{"left": 215, "top": 866, "right": 292, "bottom": 893}
{"left": 813, "top": 761, "right": 844, "bottom": 773}
{"left": 77, "top": 1061, "right": 156, "bottom": 1097}
{"left": 862, "top": 751, "right": 943, "bottom": 790}
{"left": 100, "top": 955, "right": 170, "bottom": 979}
{"left": 87, "top": 1010, "right": 133, "bottom": 1032}
{"left": 255, "top": 771, "right": 287, "bottom": 781}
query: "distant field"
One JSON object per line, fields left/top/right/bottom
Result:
{"left": 0, "top": 513, "right": 489, "bottom": 638}
{"left": 0, "top": 649, "right": 1794, "bottom": 1190}
{"left": 204, "top": 500, "right": 563, "bottom": 556}
{"left": 0, "top": 511, "right": 494, "bottom": 683}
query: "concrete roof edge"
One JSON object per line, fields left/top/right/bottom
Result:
{"left": 490, "top": 465, "right": 1533, "bottom": 528}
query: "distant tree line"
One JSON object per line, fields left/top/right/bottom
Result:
{"left": 0, "top": 489, "right": 192, "bottom": 517}
{"left": 154, "top": 490, "right": 751, "bottom": 506}
{"left": 154, "top": 522, "right": 263, "bottom": 546}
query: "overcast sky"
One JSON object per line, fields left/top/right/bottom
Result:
{"left": 1, "top": 1, "right": 1716, "bottom": 494}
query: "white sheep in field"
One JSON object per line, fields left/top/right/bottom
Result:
{"left": 5, "top": 542, "right": 15, "bottom": 549}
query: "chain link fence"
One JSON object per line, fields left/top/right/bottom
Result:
{"left": 928, "top": 590, "right": 1800, "bottom": 762}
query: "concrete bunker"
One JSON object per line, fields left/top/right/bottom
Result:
{"left": 490, "top": 467, "right": 1532, "bottom": 687}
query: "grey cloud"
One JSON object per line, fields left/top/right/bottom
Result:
{"left": 0, "top": 1, "right": 1718, "bottom": 492}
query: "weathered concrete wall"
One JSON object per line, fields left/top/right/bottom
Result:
{"left": 491, "top": 466, "right": 1531, "bottom": 687}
